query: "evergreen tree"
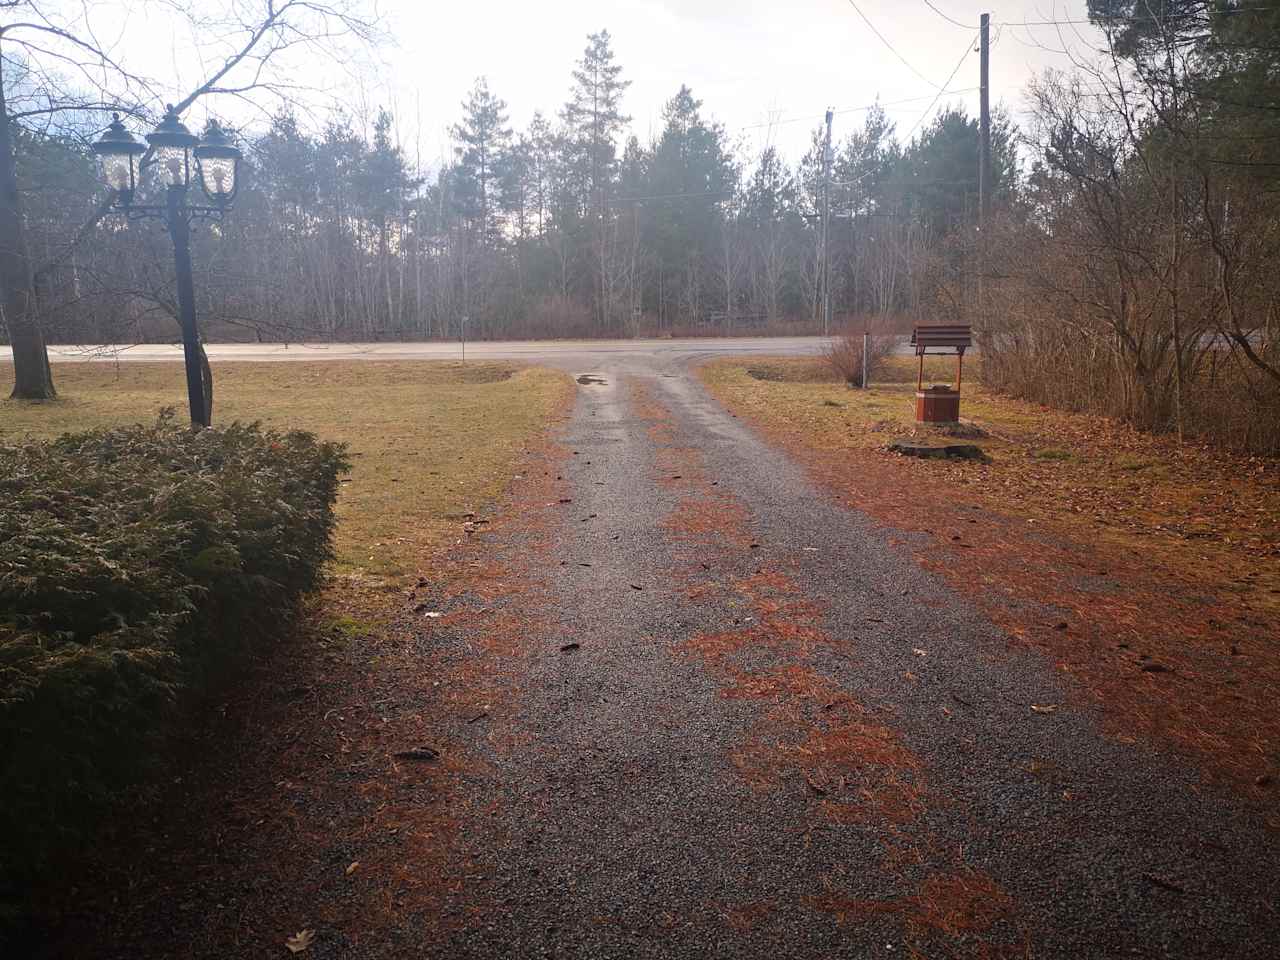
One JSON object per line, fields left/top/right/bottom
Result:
{"left": 452, "top": 77, "right": 512, "bottom": 249}
{"left": 561, "top": 30, "right": 630, "bottom": 327}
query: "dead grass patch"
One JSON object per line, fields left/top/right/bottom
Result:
{"left": 811, "top": 869, "right": 1016, "bottom": 957}
{"left": 701, "top": 356, "right": 1280, "bottom": 803}
{"left": 0, "top": 359, "right": 573, "bottom": 581}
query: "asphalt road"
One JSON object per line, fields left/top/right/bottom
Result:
{"left": 5, "top": 336, "right": 833, "bottom": 365}
{"left": 58, "top": 349, "right": 1278, "bottom": 958}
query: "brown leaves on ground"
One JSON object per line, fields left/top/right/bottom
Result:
{"left": 701, "top": 357, "right": 1280, "bottom": 807}
{"left": 636, "top": 379, "right": 1021, "bottom": 953}
{"left": 811, "top": 868, "right": 1019, "bottom": 959}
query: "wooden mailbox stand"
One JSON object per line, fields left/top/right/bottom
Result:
{"left": 910, "top": 324, "right": 972, "bottom": 423}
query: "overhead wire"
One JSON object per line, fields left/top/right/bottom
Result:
{"left": 740, "top": 88, "right": 980, "bottom": 131}
{"left": 843, "top": 0, "right": 943, "bottom": 89}
{"left": 901, "top": 30, "right": 979, "bottom": 143}
{"left": 994, "top": 5, "right": 1279, "bottom": 28}
{"left": 922, "top": 0, "right": 973, "bottom": 29}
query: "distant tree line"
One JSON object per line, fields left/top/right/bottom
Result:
{"left": 11, "top": 30, "right": 1016, "bottom": 346}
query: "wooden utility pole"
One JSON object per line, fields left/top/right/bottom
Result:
{"left": 821, "top": 108, "right": 833, "bottom": 338}
{"left": 977, "top": 13, "right": 991, "bottom": 330}
{"left": 978, "top": 13, "right": 990, "bottom": 223}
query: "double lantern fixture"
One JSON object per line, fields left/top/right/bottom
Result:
{"left": 91, "top": 106, "right": 243, "bottom": 427}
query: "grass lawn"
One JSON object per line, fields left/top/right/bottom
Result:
{"left": 703, "top": 354, "right": 1280, "bottom": 613}
{"left": 1, "top": 360, "right": 573, "bottom": 581}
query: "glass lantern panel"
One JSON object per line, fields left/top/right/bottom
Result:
{"left": 154, "top": 144, "right": 189, "bottom": 187}
{"left": 100, "top": 154, "right": 134, "bottom": 192}
{"left": 200, "top": 156, "right": 236, "bottom": 200}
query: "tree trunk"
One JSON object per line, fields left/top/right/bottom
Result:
{"left": 0, "top": 53, "right": 55, "bottom": 400}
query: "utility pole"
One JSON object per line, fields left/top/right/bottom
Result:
{"left": 979, "top": 13, "right": 991, "bottom": 224}
{"left": 821, "top": 108, "right": 833, "bottom": 338}
{"left": 977, "top": 13, "right": 991, "bottom": 330}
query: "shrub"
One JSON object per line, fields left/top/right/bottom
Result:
{"left": 0, "top": 414, "right": 348, "bottom": 889}
{"left": 824, "top": 320, "right": 897, "bottom": 387}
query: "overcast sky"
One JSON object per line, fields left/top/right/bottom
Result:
{"left": 121, "top": 0, "right": 1110, "bottom": 171}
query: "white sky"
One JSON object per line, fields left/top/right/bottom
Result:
{"left": 104, "top": 0, "right": 1111, "bottom": 171}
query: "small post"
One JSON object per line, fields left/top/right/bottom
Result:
{"left": 461, "top": 314, "right": 467, "bottom": 363}
{"left": 957, "top": 349, "right": 964, "bottom": 394}
{"left": 862, "top": 328, "right": 869, "bottom": 389}
{"left": 917, "top": 350, "right": 924, "bottom": 392}
{"left": 166, "top": 185, "right": 208, "bottom": 427}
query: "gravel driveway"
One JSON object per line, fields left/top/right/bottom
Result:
{"left": 402, "top": 356, "right": 1278, "bottom": 958}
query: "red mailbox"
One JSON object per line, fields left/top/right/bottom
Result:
{"left": 910, "top": 324, "right": 972, "bottom": 424}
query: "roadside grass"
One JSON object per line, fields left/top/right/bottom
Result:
{"left": 1, "top": 360, "right": 573, "bottom": 581}
{"left": 703, "top": 355, "right": 1280, "bottom": 613}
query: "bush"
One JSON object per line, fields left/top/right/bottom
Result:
{"left": 0, "top": 414, "right": 348, "bottom": 889}
{"left": 824, "top": 321, "right": 897, "bottom": 387}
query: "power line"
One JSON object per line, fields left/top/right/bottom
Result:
{"left": 923, "top": 0, "right": 973, "bottom": 29}
{"left": 612, "top": 188, "right": 735, "bottom": 204}
{"left": 995, "top": 6, "right": 1280, "bottom": 28}
{"left": 902, "top": 32, "right": 978, "bottom": 143}
{"left": 843, "top": 0, "right": 943, "bottom": 90}
{"left": 741, "top": 88, "right": 980, "bottom": 131}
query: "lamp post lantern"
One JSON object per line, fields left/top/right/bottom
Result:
{"left": 92, "top": 105, "right": 242, "bottom": 427}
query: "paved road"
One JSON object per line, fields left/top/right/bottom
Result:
{"left": 4, "top": 336, "right": 832, "bottom": 365}
{"left": 66, "top": 351, "right": 1279, "bottom": 958}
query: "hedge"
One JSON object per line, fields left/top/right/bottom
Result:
{"left": 0, "top": 414, "right": 348, "bottom": 892}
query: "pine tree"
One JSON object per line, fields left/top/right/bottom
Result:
{"left": 562, "top": 30, "right": 630, "bottom": 328}
{"left": 452, "top": 77, "right": 512, "bottom": 249}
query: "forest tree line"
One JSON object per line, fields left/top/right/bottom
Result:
{"left": 16, "top": 30, "right": 1016, "bottom": 346}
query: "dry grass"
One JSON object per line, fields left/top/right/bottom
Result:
{"left": 702, "top": 355, "right": 1280, "bottom": 615}
{"left": 0, "top": 360, "right": 573, "bottom": 580}
{"left": 701, "top": 355, "right": 1280, "bottom": 801}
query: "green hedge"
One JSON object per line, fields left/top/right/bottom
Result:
{"left": 0, "top": 415, "right": 348, "bottom": 890}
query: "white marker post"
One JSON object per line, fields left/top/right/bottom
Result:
{"left": 862, "top": 329, "right": 869, "bottom": 389}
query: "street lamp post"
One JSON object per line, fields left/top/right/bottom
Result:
{"left": 92, "top": 106, "right": 242, "bottom": 427}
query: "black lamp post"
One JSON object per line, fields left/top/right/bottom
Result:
{"left": 92, "top": 105, "right": 242, "bottom": 427}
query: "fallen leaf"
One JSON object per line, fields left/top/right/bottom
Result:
{"left": 1031, "top": 704, "right": 1058, "bottom": 714}
{"left": 912, "top": 648, "right": 927, "bottom": 657}
{"left": 1143, "top": 873, "right": 1186, "bottom": 894}
{"left": 394, "top": 746, "right": 440, "bottom": 762}
{"left": 560, "top": 642, "right": 580, "bottom": 652}
{"left": 422, "top": 611, "right": 442, "bottom": 619}
{"left": 345, "top": 861, "right": 360, "bottom": 876}
{"left": 286, "top": 929, "right": 315, "bottom": 953}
